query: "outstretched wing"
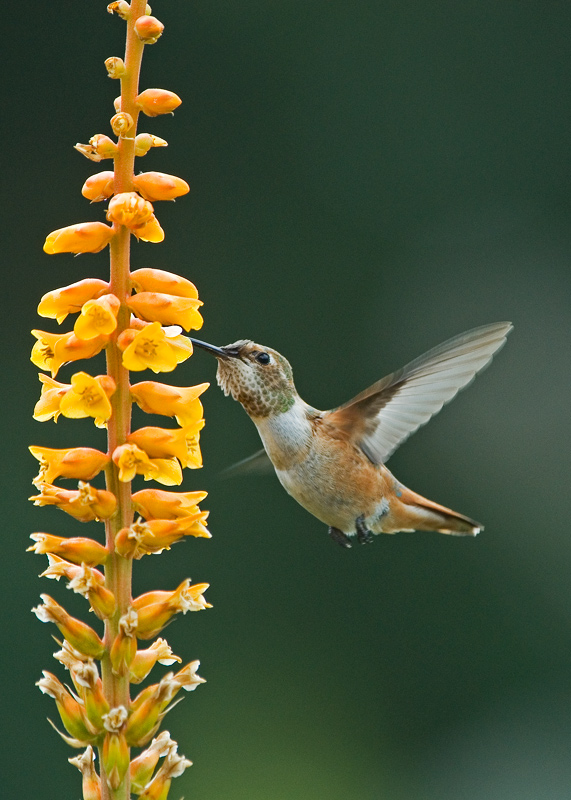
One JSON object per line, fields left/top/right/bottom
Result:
{"left": 327, "top": 322, "right": 513, "bottom": 465}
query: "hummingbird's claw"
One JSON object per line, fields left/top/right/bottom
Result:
{"left": 355, "top": 515, "right": 374, "bottom": 545}
{"left": 328, "top": 526, "right": 353, "bottom": 549}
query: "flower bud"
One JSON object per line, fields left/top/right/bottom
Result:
{"left": 107, "top": 1, "right": 130, "bottom": 19}
{"left": 124, "top": 685, "right": 163, "bottom": 747}
{"left": 132, "top": 488, "right": 207, "bottom": 520}
{"left": 129, "top": 639, "right": 181, "bottom": 684}
{"left": 135, "top": 132, "right": 168, "bottom": 156}
{"left": 69, "top": 747, "right": 102, "bottom": 800}
{"left": 136, "top": 88, "right": 182, "bottom": 117}
{"left": 37, "top": 671, "right": 98, "bottom": 744}
{"left": 135, "top": 15, "right": 164, "bottom": 44}
{"left": 132, "top": 171, "right": 188, "bottom": 202}
{"left": 133, "top": 214, "right": 165, "bottom": 243}
{"left": 109, "top": 609, "right": 138, "bottom": 675}
{"left": 110, "top": 112, "right": 134, "bottom": 137}
{"left": 137, "top": 749, "right": 192, "bottom": 800}
{"left": 105, "top": 56, "right": 126, "bottom": 79}
{"left": 43, "top": 221, "right": 115, "bottom": 254}
{"left": 130, "top": 267, "right": 197, "bottom": 298}
{"left": 33, "top": 595, "right": 105, "bottom": 658}
{"left": 101, "top": 717, "right": 129, "bottom": 790}
{"left": 29, "top": 481, "right": 117, "bottom": 522}
{"left": 28, "top": 533, "right": 109, "bottom": 566}
{"left": 29, "top": 445, "right": 110, "bottom": 486}
{"left": 74, "top": 293, "right": 121, "bottom": 340}
{"left": 75, "top": 135, "right": 119, "bottom": 162}
{"left": 107, "top": 191, "right": 154, "bottom": 229}
{"left": 118, "top": 321, "right": 193, "bottom": 373}
{"left": 130, "top": 380, "right": 208, "bottom": 426}
{"left": 38, "top": 278, "right": 110, "bottom": 322}
{"left": 127, "top": 291, "right": 203, "bottom": 331}
{"left": 81, "top": 171, "right": 115, "bottom": 202}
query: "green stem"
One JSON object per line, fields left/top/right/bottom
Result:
{"left": 100, "top": 3, "right": 147, "bottom": 798}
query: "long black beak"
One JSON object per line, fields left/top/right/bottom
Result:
{"left": 189, "top": 338, "right": 240, "bottom": 360}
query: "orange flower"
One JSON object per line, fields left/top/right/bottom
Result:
{"left": 81, "top": 171, "right": 115, "bottom": 202}
{"left": 127, "top": 424, "right": 203, "bottom": 465}
{"left": 126, "top": 292, "right": 203, "bottom": 332}
{"left": 43, "top": 222, "right": 114, "bottom": 254}
{"left": 74, "top": 293, "right": 120, "bottom": 340}
{"left": 59, "top": 372, "right": 115, "bottom": 426}
{"left": 38, "top": 278, "right": 109, "bottom": 323}
{"left": 41, "top": 556, "right": 116, "bottom": 620}
{"left": 130, "top": 380, "right": 208, "bottom": 426}
{"left": 130, "top": 267, "right": 198, "bottom": 298}
{"left": 33, "top": 374, "right": 69, "bottom": 422}
{"left": 132, "top": 172, "right": 189, "bottom": 202}
{"left": 132, "top": 488, "right": 208, "bottom": 520}
{"left": 134, "top": 15, "right": 164, "bottom": 44}
{"left": 106, "top": 192, "right": 154, "bottom": 229}
{"left": 112, "top": 443, "right": 182, "bottom": 486}
{"left": 29, "top": 445, "right": 110, "bottom": 486}
{"left": 28, "top": 533, "right": 109, "bottom": 566}
{"left": 133, "top": 578, "right": 211, "bottom": 640}
{"left": 31, "top": 330, "right": 109, "bottom": 377}
{"left": 115, "top": 514, "right": 210, "bottom": 559}
{"left": 29, "top": 481, "right": 117, "bottom": 522}
{"left": 74, "top": 134, "right": 119, "bottom": 162}
{"left": 136, "top": 88, "right": 182, "bottom": 117}
{"left": 118, "top": 321, "right": 193, "bottom": 373}
{"left": 132, "top": 214, "right": 165, "bottom": 243}
{"left": 129, "top": 642, "right": 181, "bottom": 685}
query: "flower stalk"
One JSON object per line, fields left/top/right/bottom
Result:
{"left": 30, "top": 3, "right": 208, "bottom": 798}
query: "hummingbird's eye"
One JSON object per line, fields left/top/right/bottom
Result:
{"left": 255, "top": 352, "right": 271, "bottom": 365}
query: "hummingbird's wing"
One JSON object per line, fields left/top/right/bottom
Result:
{"left": 327, "top": 322, "right": 513, "bottom": 465}
{"left": 220, "top": 447, "right": 273, "bottom": 478}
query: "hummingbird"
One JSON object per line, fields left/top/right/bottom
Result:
{"left": 190, "top": 322, "right": 512, "bottom": 548}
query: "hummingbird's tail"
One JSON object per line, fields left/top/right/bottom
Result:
{"left": 392, "top": 486, "right": 482, "bottom": 536}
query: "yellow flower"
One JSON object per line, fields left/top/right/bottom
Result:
{"left": 31, "top": 330, "right": 109, "bottom": 377}
{"left": 132, "top": 579, "right": 211, "bottom": 640}
{"left": 43, "top": 221, "right": 115, "bottom": 254}
{"left": 33, "top": 594, "right": 106, "bottom": 658}
{"left": 132, "top": 172, "right": 189, "bottom": 202}
{"left": 118, "top": 321, "right": 193, "bottom": 373}
{"left": 115, "top": 514, "right": 210, "bottom": 559}
{"left": 28, "top": 533, "right": 109, "bottom": 566}
{"left": 132, "top": 488, "right": 208, "bottom": 520}
{"left": 81, "top": 171, "right": 115, "bottom": 202}
{"left": 134, "top": 132, "right": 168, "bottom": 157}
{"left": 106, "top": 192, "right": 154, "bottom": 229}
{"left": 29, "top": 481, "right": 117, "bottom": 522}
{"left": 130, "top": 267, "right": 198, "bottom": 298}
{"left": 130, "top": 380, "right": 208, "bottom": 426}
{"left": 33, "top": 374, "right": 69, "bottom": 422}
{"left": 127, "top": 422, "right": 204, "bottom": 466}
{"left": 136, "top": 88, "right": 182, "bottom": 117}
{"left": 112, "top": 443, "right": 182, "bottom": 486}
{"left": 74, "top": 294, "right": 120, "bottom": 340}
{"left": 29, "top": 445, "right": 110, "bottom": 486}
{"left": 41, "top": 557, "right": 116, "bottom": 620}
{"left": 37, "top": 278, "right": 109, "bottom": 323}
{"left": 74, "top": 134, "right": 119, "bottom": 162}
{"left": 126, "top": 292, "right": 203, "bottom": 332}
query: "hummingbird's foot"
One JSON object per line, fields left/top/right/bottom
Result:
{"left": 355, "top": 515, "right": 374, "bottom": 544}
{"left": 328, "top": 526, "right": 353, "bottom": 549}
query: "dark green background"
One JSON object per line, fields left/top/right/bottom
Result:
{"left": 4, "top": 1, "right": 571, "bottom": 797}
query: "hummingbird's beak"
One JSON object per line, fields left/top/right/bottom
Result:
{"left": 189, "top": 338, "right": 240, "bottom": 360}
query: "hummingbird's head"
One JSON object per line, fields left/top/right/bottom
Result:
{"left": 190, "top": 338, "right": 297, "bottom": 418}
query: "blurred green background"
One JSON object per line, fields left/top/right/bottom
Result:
{"left": 3, "top": 1, "right": 571, "bottom": 797}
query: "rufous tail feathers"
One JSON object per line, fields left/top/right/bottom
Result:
{"left": 394, "top": 485, "right": 482, "bottom": 536}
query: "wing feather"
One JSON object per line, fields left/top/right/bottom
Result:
{"left": 328, "top": 322, "right": 513, "bottom": 464}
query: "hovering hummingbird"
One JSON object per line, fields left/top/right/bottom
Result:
{"left": 190, "top": 322, "right": 512, "bottom": 548}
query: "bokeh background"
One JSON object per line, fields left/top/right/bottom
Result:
{"left": 3, "top": 1, "right": 571, "bottom": 797}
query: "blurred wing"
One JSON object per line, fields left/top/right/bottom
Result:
{"left": 220, "top": 448, "right": 273, "bottom": 478}
{"left": 328, "top": 322, "right": 513, "bottom": 465}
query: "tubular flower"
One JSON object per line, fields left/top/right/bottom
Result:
{"left": 133, "top": 579, "right": 211, "bottom": 640}
{"left": 136, "top": 88, "right": 182, "bottom": 117}
{"left": 118, "top": 321, "right": 193, "bottom": 373}
{"left": 112, "top": 443, "right": 182, "bottom": 486}
{"left": 130, "top": 380, "right": 208, "bottom": 426}
{"left": 132, "top": 488, "right": 208, "bottom": 520}
{"left": 74, "top": 294, "right": 121, "bottom": 340}
{"left": 29, "top": 445, "right": 110, "bottom": 486}
{"left": 29, "top": 482, "right": 117, "bottom": 522}
{"left": 38, "top": 278, "right": 109, "bottom": 323}
{"left": 31, "top": 329, "right": 109, "bottom": 378}
{"left": 44, "top": 221, "right": 115, "bottom": 254}
{"left": 30, "top": 5, "right": 211, "bottom": 796}
{"left": 81, "top": 171, "right": 115, "bottom": 202}
{"left": 28, "top": 533, "right": 109, "bottom": 567}
{"left": 127, "top": 291, "right": 203, "bottom": 331}
{"left": 132, "top": 171, "right": 189, "bottom": 202}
